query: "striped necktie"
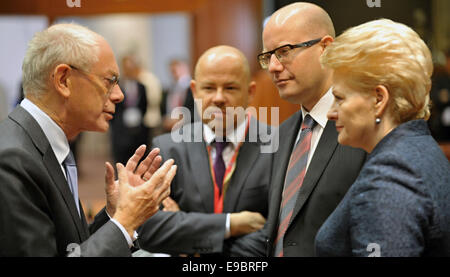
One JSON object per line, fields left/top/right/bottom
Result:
{"left": 63, "top": 151, "right": 80, "bottom": 217}
{"left": 274, "top": 114, "right": 317, "bottom": 257}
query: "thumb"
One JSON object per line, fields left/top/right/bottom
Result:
{"left": 105, "top": 162, "right": 115, "bottom": 188}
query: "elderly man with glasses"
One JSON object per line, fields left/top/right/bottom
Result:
{"left": 0, "top": 23, "right": 177, "bottom": 257}
{"left": 225, "top": 2, "right": 366, "bottom": 257}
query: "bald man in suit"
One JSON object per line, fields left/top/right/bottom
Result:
{"left": 137, "top": 45, "right": 273, "bottom": 255}
{"left": 225, "top": 2, "right": 366, "bottom": 257}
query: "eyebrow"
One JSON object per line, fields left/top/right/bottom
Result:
{"left": 106, "top": 69, "right": 119, "bottom": 77}
{"left": 224, "top": 82, "right": 240, "bottom": 86}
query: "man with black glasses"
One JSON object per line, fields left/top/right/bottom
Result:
{"left": 226, "top": 2, "right": 366, "bottom": 257}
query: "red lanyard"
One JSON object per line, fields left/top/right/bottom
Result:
{"left": 206, "top": 114, "right": 250, "bottom": 213}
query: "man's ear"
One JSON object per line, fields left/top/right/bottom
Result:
{"left": 374, "top": 85, "right": 390, "bottom": 118}
{"left": 247, "top": 81, "right": 256, "bottom": 105}
{"left": 190, "top": 80, "right": 198, "bottom": 98}
{"left": 52, "top": 64, "right": 72, "bottom": 98}
{"left": 320, "top": 35, "right": 334, "bottom": 51}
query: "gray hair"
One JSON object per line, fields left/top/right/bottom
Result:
{"left": 22, "top": 23, "right": 100, "bottom": 97}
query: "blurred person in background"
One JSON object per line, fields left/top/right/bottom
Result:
{"left": 162, "top": 59, "right": 195, "bottom": 132}
{"left": 110, "top": 56, "right": 150, "bottom": 165}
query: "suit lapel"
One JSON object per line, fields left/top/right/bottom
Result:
{"left": 267, "top": 111, "right": 303, "bottom": 243}
{"left": 289, "top": 120, "right": 338, "bottom": 225}
{"left": 223, "top": 138, "right": 259, "bottom": 213}
{"left": 79, "top": 203, "right": 90, "bottom": 239}
{"left": 11, "top": 107, "right": 88, "bottom": 241}
{"left": 42, "top": 137, "right": 88, "bottom": 241}
{"left": 186, "top": 123, "right": 215, "bottom": 212}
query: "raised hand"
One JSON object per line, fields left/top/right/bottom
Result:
{"left": 113, "top": 159, "right": 177, "bottom": 238}
{"left": 105, "top": 145, "right": 162, "bottom": 216}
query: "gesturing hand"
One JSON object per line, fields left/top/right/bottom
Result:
{"left": 113, "top": 159, "right": 177, "bottom": 238}
{"left": 105, "top": 145, "right": 163, "bottom": 216}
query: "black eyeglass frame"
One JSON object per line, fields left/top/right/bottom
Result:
{"left": 257, "top": 38, "right": 323, "bottom": 69}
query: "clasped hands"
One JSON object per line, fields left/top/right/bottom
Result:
{"left": 104, "top": 145, "right": 177, "bottom": 238}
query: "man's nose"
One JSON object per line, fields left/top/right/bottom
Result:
{"left": 212, "top": 89, "right": 226, "bottom": 104}
{"left": 110, "top": 85, "right": 124, "bottom": 104}
{"left": 268, "top": 54, "right": 284, "bottom": 73}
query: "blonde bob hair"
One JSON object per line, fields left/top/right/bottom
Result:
{"left": 22, "top": 23, "right": 100, "bottom": 97}
{"left": 321, "top": 19, "right": 433, "bottom": 123}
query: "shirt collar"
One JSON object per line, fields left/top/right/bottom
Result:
{"left": 20, "top": 98, "right": 70, "bottom": 165}
{"left": 301, "top": 87, "right": 334, "bottom": 128}
{"left": 203, "top": 115, "right": 248, "bottom": 148}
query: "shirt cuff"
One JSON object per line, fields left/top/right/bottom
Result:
{"left": 106, "top": 210, "right": 138, "bottom": 248}
{"left": 224, "top": 213, "right": 231, "bottom": 239}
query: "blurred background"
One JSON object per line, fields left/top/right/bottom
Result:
{"left": 1, "top": 0, "right": 449, "bottom": 220}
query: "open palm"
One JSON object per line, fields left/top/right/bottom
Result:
{"left": 105, "top": 145, "right": 162, "bottom": 216}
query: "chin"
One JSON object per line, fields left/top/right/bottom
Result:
{"left": 337, "top": 135, "right": 350, "bottom": 147}
{"left": 92, "top": 121, "right": 110, "bottom": 133}
{"left": 279, "top": 88, "right": 301, "bottom": 103}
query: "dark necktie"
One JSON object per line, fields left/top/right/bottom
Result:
{"left": 274, "top": 115, "right": 317, "bottom": 257}
{"left": 213, "top": 140, "right": 227, "bottom": 195}
{"left": 63, "top": 151, "right": 80, "bottom": 217}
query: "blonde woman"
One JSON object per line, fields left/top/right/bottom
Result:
{"left": 315, "top": 19, "right": 450, "bottom": 257}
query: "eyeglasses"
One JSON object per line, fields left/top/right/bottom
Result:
{"left": 69, "top": 65, "right": 120, "bottom": 95}
{"left": 257, "top": 38, "right": 322, "bottom": 69}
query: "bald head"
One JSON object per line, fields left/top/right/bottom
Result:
{"left": 261, "top": 2, "right": 335, "bottom": 109}
{"left": 194, "top": 45, "right": 251, "bottom": 83}
{"left": 191, "top": 45, "right": 256, "bottom": 133}
{"left": 266, "top": 2, "right": 335, "bottom": 39}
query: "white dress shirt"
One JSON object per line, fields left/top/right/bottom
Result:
{"left": 294, "top": 88, "right": 334, "bottom": 172}
{"left": 202, "top": 116, "right": 248, "bottom": 239}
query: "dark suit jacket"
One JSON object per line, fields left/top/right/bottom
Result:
{"left": 225, "top": 110, "right": 366, "bottom": 256}
{"left": 315, "top": 120, "right": 450, "bottom": 257}
{"left": 137, "top": 117, "right": 273, "bottom": 255}
{"left": 0, "top": 107, "right": 130, "bottom": 257}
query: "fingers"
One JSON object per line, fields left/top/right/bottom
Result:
{"left": 158, "top": 165, "right": 177, "bottom": 200}
{"left": 254, "top": 213, "right": 266, "bottom": 228}
{"left": 135, "top": 148, "right": 161, "bottom": 178}
{"left": 162, "top": 197, "right": 180, "bottom": 212}
{"left": 116, "top": 163, "right": 128, "bottom": 188}
{"left": 105, "top": 162, "right": 115, "bottom": 188}
{"left": 125, "top": 145, "right": 147, "bottom": 172}
{"left": 147, "top": 159, "right": 175, "bottom": 184}
{"left": 141, "top": 154, "right": 162, "bottom": 182}
{"left": 144, "top": 160, "right": 176, "bottom": 206}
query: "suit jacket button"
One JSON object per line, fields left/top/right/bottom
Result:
{"left": 288, "top": 242, "right": 297, "bottom": 246}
